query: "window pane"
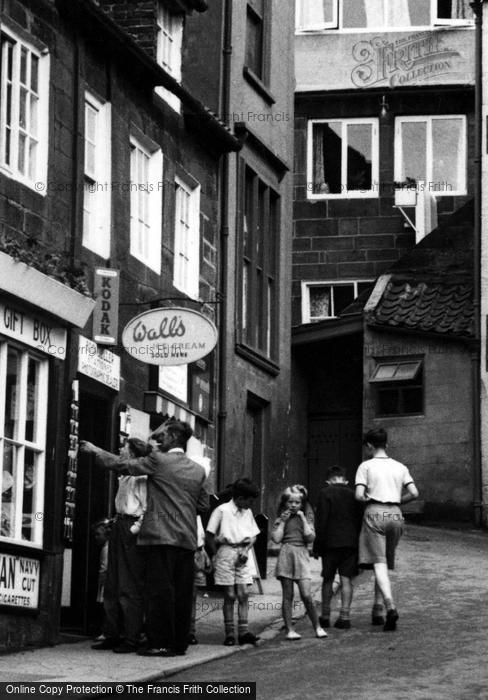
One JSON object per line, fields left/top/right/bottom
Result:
{"left": 246, "top": 7, "right": 263, "bottom": 78}
{"left": 300, "top": 0, "right": 335, "bottom": 27}
{"left": 20, "top": 47, "right": 27, "bottom": 85}
{"left": 346, "top": 123, "right": 372, "bottom": 191}
{"left": 22, "top": 449, "right": 37, "bottom": 541}
{"left": 402, "top": 387, "right": 423, "bottom": 413}
{"left": 394, "top": 362, "right": 420, "bottom": 380}
{"left": 333, "top": 284, "right": 355, "bottom": 315}
{"left": 31, "top": 55, "right": 39, "bottom": 93}
{"left": 374, "top": 364, "right": 398, "bottom": 380}
{"left": 377, "top": 388, "right": 400, "bottom": 415}
{"left": 386, "top": 0, "right": 430, "bottom": 26}
{"left": 432, "top": 118, "right": 463, "bottom": 191}
{"left": 25, "top": 358, "right": 40, "bottom": 443}
{"left": 313, "top": 122, "right": 342, "bottom": 194}
{"left": 400, "top": 121, "right": 427, "bottom": 182}
{"left": 5, "top": 348, "right": 22, "bottom": 440}
{"left": 1, "top": 442, "right": 17, "bottom": 538}
{"left": 437, "top": 0, "right": 472, "bottom": 19}
{"left": 343, "top": 0, "right": 377, "bottom": 28}
{"left": 310, "top": 286, "right": 331, "bottom": 318}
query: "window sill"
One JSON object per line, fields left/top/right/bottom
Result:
{"left": 307, "top": 192, "right": 379, "bottom": 200}
{"left": 0, "top": 166, "right": 47, "bottom": 197}
{"left": 243, "top": 67, "right": 276, "bottom": 106}
{"left": 296, "top": 23, "right": 474, "bottom": 34}
{"left": 235, "top": 342, "right": 280, "bottom": 377}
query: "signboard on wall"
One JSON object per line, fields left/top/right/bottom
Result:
{"left": 78, "top": 335, "right": 120, "bottom": 390}
{"left": 0, "top": 553, "right": 40, "bottom": 609}
{"left": 296, "top": 28, "right": 475, "bottom": 91}
{"left": 92, "top": 269, "right": 119, "bottom": 345}
{"left": 159, "top": 365, "right": 188, "bottom": 403}
{"left": 0, "top": 302, "right": 67, "bottom": 359}
{"left": 122, "top": 307, "right": 218, "bottom": 366}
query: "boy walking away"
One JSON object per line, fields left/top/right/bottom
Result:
{"left": 206, "top": 478, "right": 261, "bottom": 647}
{"left": 355, "top": 428, "right": 418, "bottom": 632}
{"left": 314, "top": 466, "right": 362, "bottom": 630}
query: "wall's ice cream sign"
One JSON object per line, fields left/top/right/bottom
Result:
{"left": 351, "top": 32, "right": 461, "bottom": 88}
{"left": 122, "top": 307, "right": 218, "bottom": 366}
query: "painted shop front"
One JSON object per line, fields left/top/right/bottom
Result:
{"left": 0, "top": 255, "right": 95, "bottom": 649}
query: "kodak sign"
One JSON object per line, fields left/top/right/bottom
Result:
{"left": 93, "top": 269, "right": 120, "bottom": 345}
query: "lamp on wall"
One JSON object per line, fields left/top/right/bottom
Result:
{"left": 380, "top": 95, "right": 389, "bottom": 118}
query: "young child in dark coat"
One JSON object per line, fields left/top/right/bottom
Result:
{"left": 313, "top": 465, "right": 362, "bottom": 629}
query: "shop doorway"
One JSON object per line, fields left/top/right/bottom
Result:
{"left": 244, "top": 394, "right": 268, "bottom": 511}
{"left": 61, "top": 386, "right": 113, "bottom": 635}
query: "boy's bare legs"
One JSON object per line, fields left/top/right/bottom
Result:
{"left": 340, "top": 575, "right": 353, "bottom": 611}
{"left": 321, "top": 577, "right": 335, "bottom": 624}
{"left": 372, "top": 578, "right": 385, "bottom": 624}
{"left": 373, "top": 563, "right": 398, "bottom": 631}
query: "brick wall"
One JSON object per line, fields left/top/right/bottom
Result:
{"left": 293, "top": 89, "right": 475, "bottom": 326}
{"left": 97, "top": 0, "right": 158, "bottom": 57}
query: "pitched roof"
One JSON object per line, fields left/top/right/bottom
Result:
{"left": 366, "top": 200, "right": 475, "bottom": 340}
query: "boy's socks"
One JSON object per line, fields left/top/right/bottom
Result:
{"left": 237, "top": 620, "right": 249, "bottom": 636}
{"left": 224, "top": 615, "right": 235, "bottom": 638}
{"left": 384, "top": 598, "right": 396, "bottom": 612}
{"left": 338, "top": 609, "right": 350, "bottom": 621}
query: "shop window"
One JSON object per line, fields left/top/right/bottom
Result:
{"left": 308, "top": 119, "right": 379, "bottom": 198}
{"left": 302, "top": 280, "right": 373, "bottom": 322}
{"left": 82, "top": 92, "right": 111, "bottom": 258}
{"left": 0, "top": 344, "right": 48, "bottom": 546}
{"left": 0, "top": 24, "right": 49, "bottom": 192}
{"left": 173, "top": 177, "right": 201, "bottom": 299}
{"left": 129, "top": 135, "right": 163, "bottom": 273}
{"left": 370, "top": 358, "right": 423, "bottom": 416}
{"left": 395, "top": 116, "right": 467, "bottom": 196}
{"left": 238, "top": 164, "right": 280, "bottom": 362}
{"left": 295, "top": 0, "right": 473, "bottom": 31}
{"left": 156, "top": 3, "right": 183, "bottom": 112}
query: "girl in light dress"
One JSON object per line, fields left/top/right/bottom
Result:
{"left": 271, "top": 485, "right": 327, "bottom": 640}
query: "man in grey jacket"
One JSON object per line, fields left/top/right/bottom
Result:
{"left": 80, "top": 418, "right": 209, "bottom": 657}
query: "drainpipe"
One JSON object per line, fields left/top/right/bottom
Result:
{"left": 471, "top": 0, "right": 483, "bottom": 527}
{"left": 216, "top": 0, "right": 233, "bottom": 490}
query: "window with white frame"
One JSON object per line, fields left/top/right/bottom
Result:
{"left": 0, "top": 343, "right": 48, "bottom": 546}
{"left": 295, "top": 0, "right": 473, "bottom": 31}
{"left": 308, "top": 119, "right": 379, "bottom": 198}
{"left": 370, "top": 358, "right": 424, "bottom": 416}
{"left": 302, "top": 280, "right": 373, "bottom": 322}
{"left": 83, "top": 93, "right": 111, "bottom": 258}
{"left": 130, "top": 136, "right": 163, "bottom": 273}
{"left": 173, "top": 177, "right": 200, "bottom": 299}
{"left": 0, "top": 24, "right": 49, "bottom": 191}
{"left": 156, "top": 3, "right": 184, "bottom": 112}
{"left": 395, "top": 116, "right": 467, "bottom": 196}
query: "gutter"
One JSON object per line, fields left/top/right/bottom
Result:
{"left": 55, "top": 0, "right": 241, "bottom": 153}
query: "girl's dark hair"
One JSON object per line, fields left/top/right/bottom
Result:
{"left": 232, "top": 478, "right": 260, "bottom": 499}
{"left": 127, "top": 437, "right": 152, "bottom": 458}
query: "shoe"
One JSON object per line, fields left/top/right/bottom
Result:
{"left": 383, "top": 609, "right": 399, "bottom": 632}
{"left": 187, "top": 634, "right": 198, "bottom": 645}
{"left": 223, "top": 636, "right": 236, "bottom": 646}
{"left": 316, "top": 627, "right": 328, "bottom": 638}
{"left": 91, "top": 638, "right": 120, "bottom": 650}
{"left": 372, "top": 615, "right": 385, "bottom": 626}
{"left": 319, "top": 616, "right": 330, "bottom": 628}
{"left": 334, "top": 618, "right": 351, "bottom": 629}
{"left": 238, "top": 632, "right": 260, "bottom": 645}
{"left": 136, "top": 647, "right": 175, "bottom": 657}
{"left": 113, "top": 642, "right": 137, "bottom": 654}
{"left": 285, "top": 630, "right": 302, "bottom": 640}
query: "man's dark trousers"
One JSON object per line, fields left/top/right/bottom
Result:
{"left": 145, "top": 545, "right": 194, "bottom": 653}
{"left": 104, "top": 517, "right": 145, "bottom": 646}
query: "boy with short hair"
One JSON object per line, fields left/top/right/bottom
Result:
{"left": 206, "top": 478, "right": 261, "bottom": 647}
{"left": 313, "top": 465, "right": 362, "bottom": 629}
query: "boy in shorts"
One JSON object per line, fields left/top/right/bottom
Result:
{"left": 314, "top": 465, "right": 362, "bottom": 629}
{"left": 206, "top": 478, "right": 261, "bottom": 646}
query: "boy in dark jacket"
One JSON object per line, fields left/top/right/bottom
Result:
{"left": 313, "top": 465, "right": 362, "bottom": 629}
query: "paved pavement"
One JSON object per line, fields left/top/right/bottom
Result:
{"left": 1, "top": 524, "right": 488, "bottom": 699}
{"left": 0, "top": 553, "right": 319, "bottom": 684}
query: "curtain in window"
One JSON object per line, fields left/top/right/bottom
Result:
{"left": 313, "top": 125, "right": 326, "bottom": 194}
{"left": 364, "top": 0, "right": 384, "bottom": 27}
{"left": 300, "top": 0, "right": 331, "bottom": 27}
{"left": 387, "top": 0, "right": 411, "bottom": 26}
